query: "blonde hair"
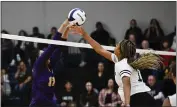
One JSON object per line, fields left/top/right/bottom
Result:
{"left": 130, "top": 53, "right": 163, "bottom": 70}
{"left": 119, "top": 40, "right": 163, "bottom": 70}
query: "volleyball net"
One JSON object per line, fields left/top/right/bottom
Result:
{"left": 1, "top": 34, "right": 176, "bottom": 56}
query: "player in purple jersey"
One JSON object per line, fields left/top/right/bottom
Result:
{"left": 29, "top": 19, "right": 72, "bottom": 107}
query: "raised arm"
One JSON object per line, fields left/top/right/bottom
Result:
{"left": 72, "top": 26, "right": 113, "bottom": 62}
{"left": 50, "top": 26, "right": 71, "bottom": 69}
{"left": 34, "top": 19, "right": 69, "bottom": 69}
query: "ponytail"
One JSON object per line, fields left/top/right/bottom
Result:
{"left": 129, "top": 53, "right": 164, "bottom": 70}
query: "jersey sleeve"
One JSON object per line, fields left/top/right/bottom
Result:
{"left": 111, "top": 53, "right": 118, "bottom": 63}
{"left": 116, "top": 60, "right": 133, "bottom": 79}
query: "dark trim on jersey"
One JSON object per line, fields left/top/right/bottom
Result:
{"left": 120, "top": 70, "right": 131, "bottom": 76}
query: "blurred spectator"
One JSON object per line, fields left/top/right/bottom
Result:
{"left": 30, "top": 27, "right": 45, "bottom": 50}
{"left": 1, "top": 68, "right": 11, "bottom": 97}
{"left": 125, "top": 19, "right": 143, "bottom": 45}
{"left": 59, "top": 81, "right": 77, "bottom": 107}
{"left": 160, "top": 40, "right": 175, "bottom": 67}
{"left": 80, "top": 81, "right": 98, "bottom": 107}
{"left": 163, "top": 64, "right": 176, "bottom": 107}
{"left": 1, "top": 30, "right": 14, "bottom": 68}
{"left": 127, "top": 33, "right": 139, "bottom": 47}
{"left": 98, "top": 79, "right": 122, "bottom": 107}
{"left": 91, "top": 22, "right": 110, "bottom": 46}
{"left": 147, "top": 75, "right": 164, "bottom": 106}
{"left": 48, "top": 27, "right": 57, "bottom": 39}
{"left": 92, "top": 62, "right": 108, "bottom": 92}
{"left": 79, "top": 38, "right": 88, "bottom": 67}
{"left": 144, "top": 19, "right": 164, "bottom": 50}
{"left": 14, "top": 60, "right": 32, "bottom": 105}
{"left": 140, "top": 40, "right": 152, "bottom": 50}
{"left": 126, "top": 33, "right": 141, "bottom": 59}
{"left": 171, "top": 35, "right": 176, "bottom": 51}
{"left": 166, "top": 26, "right": 176, "bottom": 50}
{"left": 10, "top": 30, "right": 28, "bottom": 66}
{"left": 164, "top": 58, "right": 176, "bottom": 79}
{"left": 161, "top": 69, "right": 176, "bottom": 98}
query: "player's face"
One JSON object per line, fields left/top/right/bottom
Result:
{"left": 114, "top": 44, "right": 121, "bottom": 58}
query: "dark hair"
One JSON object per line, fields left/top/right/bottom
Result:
{"left": 161, "top": 39, "right": 170, "bottom": 49}
{"left": 33, "top": 27, "right": 39, "bottom": 33}
{"left": 18, "top": 60, "right": 25, "bottom": 65}
{"left": 65, "top": 80, "right": 72, "bottom": 85}
{"left": 18, "top": 30, "right": 28, "bottom": 36}
{"left": 106, "top": 78, "right": 117, "bottom": 93}
{"left": 1, "top": 30, "right": 9, "bottom": 34}
{"left": 98, "top": 62, "right": 104, "bottom": 66}
{"left": 118, "top": 40, "right": 163, "bottom": 70}
{"left": 150, "top": 18, "right": 161, "bottom": 29}
{"left": 51, "top": 27, "right": 57, "bottom": 31}
{"left": 96, "top": 22, "right": 103, "bottom": 29}
{"left": 130, "top": 19, "right": 137, "bottom": 25}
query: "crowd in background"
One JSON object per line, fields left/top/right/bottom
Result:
{"left": 1, "top": 18, "right": 176, "bottom": 107}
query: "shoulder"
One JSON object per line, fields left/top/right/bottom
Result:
{"left": 111, "top": 53, "right": 118, "bottom": 63}
{"left": 115, "top": 58, "right": 133, "bottom": 78}
{"left": 100, "top": 88, "right": 106, "bottom": 93}
{"left": 115, "top": 58, "right": 133, "bottom": 71}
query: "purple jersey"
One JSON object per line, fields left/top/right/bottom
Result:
{"left": 29, "top": 32, "right": 63, "bottom": 107}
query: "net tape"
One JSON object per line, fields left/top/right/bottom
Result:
{"left": 1, "top": 34, "right": 176, "bottom": 56}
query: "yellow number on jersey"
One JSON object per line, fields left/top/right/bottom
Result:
{"left": 48, "top": 77, "right": 55, "bottom": 87}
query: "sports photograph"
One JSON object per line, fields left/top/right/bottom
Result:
{"left": 1, "top": 1, "right": 176, "bottom": 107}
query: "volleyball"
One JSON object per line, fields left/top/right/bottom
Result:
{"left": 68, "top": 8, "right": 86, "bottom": 26}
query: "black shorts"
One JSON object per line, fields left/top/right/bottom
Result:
{"left": 130, "top": 92, "right": 157, "bottom": 107}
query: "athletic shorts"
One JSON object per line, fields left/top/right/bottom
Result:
{"left": 130, "top": 92, "right": 158, "bottom": 107}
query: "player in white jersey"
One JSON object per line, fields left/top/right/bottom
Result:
{"left": 71, "top": 26, "right": 163, "bottom": 106}
{"left": 163, "top": 65, "right": 176, "bottom": 107}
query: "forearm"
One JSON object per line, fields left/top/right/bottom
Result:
{"left": 35, "top": 32, "right": 62, "bottom": 68}
{"left": 83, "top": 32, "right": 103, "bottom": 53}
{"left": 83, "top": 32, "right": 113, "bottom": 61}
{"left": 50, "top": 27, "right": 69, "bottom": 68}
{"left": 98, "top": 95, "right": 105, "bottom": 106}
{"left": 23, "top": 76, "right": 32, "bottom": 84}
{"left": 61, "top": 27, "right": 70, "bottom": 39}
{"left": 15, "top": 71, "right": 20, "bottom": 79}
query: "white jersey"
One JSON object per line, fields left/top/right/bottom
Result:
{"left": 111, "top": 54, "right": 151, "bottom": 102}
{"left": 169, "top": 94, "right": 176, "bottom": 107}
